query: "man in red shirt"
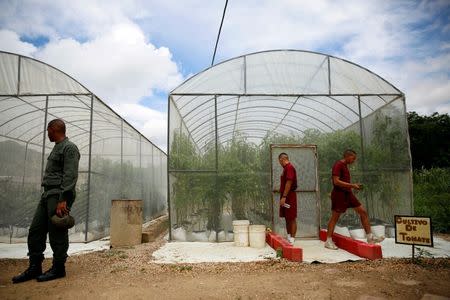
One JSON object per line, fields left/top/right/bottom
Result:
{"left": 278, "top": 153, "right": 298, "bottom": 244}
{"left": 325, "top": 149, "right": 384, "bottom": 250}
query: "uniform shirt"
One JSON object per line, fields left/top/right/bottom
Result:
{"left": 42, "top": 137, "right": 80, "bottom": 202}
{"left": 280, "top": 162, "right": 298, "bottom": 197}
{"left": 332, "top": 160, "right": 351, "bottom": 192}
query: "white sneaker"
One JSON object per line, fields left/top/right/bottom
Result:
{"left": 367, "top": 234, "right": 385, "bottom": 244}
{"left": 288, "top": 236, "right": 295, "bottom": 245}
{"left": 324, "top": 239, "right": 338, "bottom": 250}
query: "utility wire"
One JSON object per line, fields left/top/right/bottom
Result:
{"left": 211, "top": 0, "right": 229, "bottom": 66}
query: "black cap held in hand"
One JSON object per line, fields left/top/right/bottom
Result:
{"left": 51, "top": 214, "right": 75, "bottom": 229}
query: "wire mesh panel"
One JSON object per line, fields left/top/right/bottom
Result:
{"left": 0, "top": 96, "right": 46, "bottom": 242}
{"left": 359, "top": 97, "right": 412, "bottom": 225}
{"left": 88, "top": 99, "right": 122, "bottom": 241}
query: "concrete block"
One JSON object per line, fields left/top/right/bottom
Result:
{"left": 266, "top": 232, "right": 303, "bottom": 262}
{"left": 141, "top": 232, "right": 151, "bottom": 243}
{"left": 110, "top": 199, "right": 143, "bottom": 248}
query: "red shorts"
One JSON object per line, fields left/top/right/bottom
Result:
{"left": 331, "top": 189, "right": 361, "bottom": 213}
{"left": 279, "top": 193, "right": 297, "bottom": 221}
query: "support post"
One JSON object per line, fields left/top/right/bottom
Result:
{"left": 243, "top": 55, "right": 247, "bottom": 94}
{"left": 167, "top": 97, "right": 172, "bottom": 240}
{"left": 139, "top": 135, "right": 144, "bottom": 203}
{"left": 214, "top": 95, "right": 219, "bottom": 242}
{"left": 21, "top": 142, "right": 28, "bottom": 194}
{"left": 327, "top": 56, "right": 331, "bottom": 95}
{"left": 357, "top": 96, "right": 371, "bottom": 215}
{"left": 85, "top": 94, "right": 94, "bottom": 242}
{"left": 401, "top": 96, "right": 414, "bottom": 214}
{"left": 17, "top": 56, "right": 21, "bottom": 95}
{"left": 120, "top": 120, "right": 124, "bottom": 198}
{"left": 40, "top": 96, "right": 49, "bottom": 184}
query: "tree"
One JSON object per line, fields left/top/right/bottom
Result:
{"left": 407, "top": 112, "right": 450, "bottom": 169}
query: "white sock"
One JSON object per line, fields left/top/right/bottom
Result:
{"left": 326, "top": 237, "right": 333, "bottom": 243}
{"left": 287, "top": 234, "right": 291, "bottom": 239}
{"left": 367, "top": 233, "right": 373, "bottom": 239}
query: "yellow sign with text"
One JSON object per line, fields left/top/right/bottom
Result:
{"left": 395, "top": 215, "right": 433, "bottom": 247}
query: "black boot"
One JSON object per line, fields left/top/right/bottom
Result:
{"left": 36, "top": 262, "right": 66, "bottom": 282}
{"left": 12, "top": 257, "right": 43, "bottom": 284}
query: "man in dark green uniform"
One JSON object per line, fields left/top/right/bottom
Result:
{"left": 12, "top": 119, "right": 80, "bottom": 283}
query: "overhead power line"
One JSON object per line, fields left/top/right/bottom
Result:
{"left": 211, "top": 0, "right": 229, "bottom": 67}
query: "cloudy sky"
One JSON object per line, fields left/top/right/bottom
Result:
{"left": 0, "top": 0, "right": 449, "bottom": 150}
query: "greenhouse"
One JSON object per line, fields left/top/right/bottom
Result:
{"left": 0, "top": 51, "right": 167, "bottom": 243}
{"left": 168, "top": 50, "right": 413, "bottom": 242}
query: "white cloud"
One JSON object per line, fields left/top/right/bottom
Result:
{"left": 211, "top": 0, "right": 450, "bottom": 115}
{"left": 0, "top": 22, "right": 183, "bottom": 150}
{"left": 0, "top": 0, "right": 142, "bottom": 41}
{"left": 0, "top": 0, "right": 449, "bottom": 149}
{"left": 406, "top": 76, "right": 450, "bottom": 114}
{"left": 33, "top": 22, "right": 183, "bottom": 105}
{"left": 111, "top": 103, "right": 167, "bottom": 150}
{"left": 368, "top": 51, "right": 450, "bottom": 114}
{"left": 0, "top": 29, "right": 36, "bottom": 56}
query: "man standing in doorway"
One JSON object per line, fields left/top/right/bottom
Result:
{"left": 278, "top": 153, "right": 298, "bottom": 245}
{"left": 324, "top": 149, "right": 384, "bottom": 250}
{"left": 12, "top": 119, "right": 80, "bottom": 283}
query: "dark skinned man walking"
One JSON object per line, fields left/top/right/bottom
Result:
{"left": 325, "top": 149, "right": 384, "bottom": 250}
{"left": 278, "top": 153, "right": 298, "bottom": 245}
{"left": 12, "top": 119, "right": 80, "bottom": 283}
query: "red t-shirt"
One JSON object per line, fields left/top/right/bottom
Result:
{"left": 332, "top": 160, "right": 351, "bottom": 192}
{"left": 280, "top": 163, "right": 298, "bottom": 196}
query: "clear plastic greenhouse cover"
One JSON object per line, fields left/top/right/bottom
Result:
{"left": 0, "top": 51, "right": 167, "bottom": 243}
{"left": 168, "top": 50, "right": 413, "bottom": 242}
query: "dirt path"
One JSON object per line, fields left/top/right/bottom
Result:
{"left": 1, "top": 223, "right": 449, "bottom": 300}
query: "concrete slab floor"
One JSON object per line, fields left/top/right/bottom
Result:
{"left": 152, "top": 242, "right": 276, "bottom": 263}
{"left": 0, "top": 238, "right": 110, "bottom": 259}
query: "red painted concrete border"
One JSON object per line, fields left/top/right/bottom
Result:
{"left": 320, "top": 229, "right": 382, "bottom": 260}
{"left": 266, "top": 232, "right": 303, "bottom": 262}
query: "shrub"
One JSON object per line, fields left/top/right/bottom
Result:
{"left": 413, "top": 168, "right": 450, "bottom": 233}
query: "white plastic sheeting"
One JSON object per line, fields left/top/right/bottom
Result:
{"left": 169, "top": 50, "right": 403, "bottom": 150}
{"left": 0, "top": 52, "right": 89, "bottom": 95}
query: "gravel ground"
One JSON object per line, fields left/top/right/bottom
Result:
{"left": 1, "top": 219, "right": 449, "bottom": 300}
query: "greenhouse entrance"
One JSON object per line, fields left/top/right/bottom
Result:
{"left": 271, "top": 144, "right": 320, "bottom": 238}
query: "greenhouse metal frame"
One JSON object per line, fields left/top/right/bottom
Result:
{"left": 168, "top": 50, "right": 413, "bottom": 242}
{"left": 0, "top": 51, "right": 167, "bottom": 243}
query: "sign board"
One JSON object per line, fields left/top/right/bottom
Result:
{"left": 395, "top": 215, "right": 433, "bottom": 247}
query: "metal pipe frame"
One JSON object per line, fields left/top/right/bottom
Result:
{"left": 85, "top": 94, "right": 94, "bottom": 242}
{"left": 181, "top": 95, "right": 360, "bottom": 133}
{"left": 40, "top": 96, "right": 49, "bottom": 183}
{"left": 194, "top": 121, "right": 307, "bottom": 149}
{"left": 191, "top": 108, "right": 333, "bottom": 144}
{"left": 170, "top": 49, "right": 403, "bottom": 95}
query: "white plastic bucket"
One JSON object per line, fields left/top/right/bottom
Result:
{"left": 233, "top": 220, "right": 250, "bottom": 247}
{"left": 385, "top": 226, "right": 395, "bottom": 238}
{"left": 371, "top": 225, "right": 385, "bottom": 237}
{"left": 249, "top": 225, "right": 266, "bottom": 248}
{"left": 334, "top": 225, "right": 351, "bottom": 237}
{"left": 349, "top": 228, "right": 366, "bottom": 239}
